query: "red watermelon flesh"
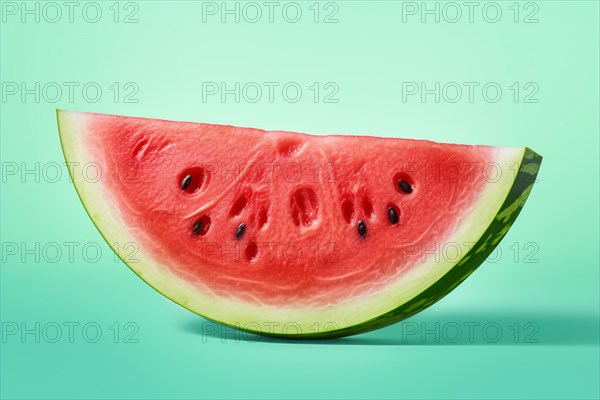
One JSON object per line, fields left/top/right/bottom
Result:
{"left": 58, "top": 110, "right": 541, "bottom": 338}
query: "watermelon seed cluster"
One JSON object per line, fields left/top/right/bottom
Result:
{"left": 382, "top": 177, "right": 413, "bottom": 229}
{"left": 344, "top": 175, "right": 413, "bottom": 239}
{"left": 183, "top": 168, "right": 414, "bottom": 258}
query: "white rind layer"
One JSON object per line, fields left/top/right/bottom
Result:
{"left": 58, "top": 110, "right": 525, "bottom": 336}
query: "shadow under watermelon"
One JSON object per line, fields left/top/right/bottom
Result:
{"left": 181, "top": 311, "right": 599, "bottom": 346}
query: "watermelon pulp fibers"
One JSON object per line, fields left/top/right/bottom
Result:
{"left": 57, "top": 110, "right": 541, "bottom": 338}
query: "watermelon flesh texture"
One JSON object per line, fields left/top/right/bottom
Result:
{"left": 57, "top": 110, "right": 541, "bottom": 338}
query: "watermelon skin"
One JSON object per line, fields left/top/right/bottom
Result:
{"left": 57, "top": 110, "right": 542, "bottom": 339}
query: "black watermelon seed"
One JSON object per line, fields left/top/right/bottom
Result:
{"left": 181, "top": 175, "right": 192, "bottom": 190}
{"left": 388, "top": 207, "right": 399, "bottom": 225}
{"left": 236, "top": 223, "right": 246, "bottom": 240}
{"left": 192, "top": 220, "right": 203, "bottom": 235}
{"left": 398, "top": 179, "right": 412, "bottom": 194}
{"left": 357, "top": 220, "right": 367, "bottom": 238}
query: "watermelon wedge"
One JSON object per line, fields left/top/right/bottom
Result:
{"left": 57, "top": 110, "right": 541, "bottom": 338}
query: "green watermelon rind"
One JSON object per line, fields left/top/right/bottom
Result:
{"left": 57, "top": 110, "right": 541, "bottom": 339}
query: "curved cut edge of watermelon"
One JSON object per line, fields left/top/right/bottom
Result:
{"left": 57, "top": 110, "right": 542, "bottom": 339}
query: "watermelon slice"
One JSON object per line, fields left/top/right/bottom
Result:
{"left": 57, "top": 110, "right": 541, "bottom": 338}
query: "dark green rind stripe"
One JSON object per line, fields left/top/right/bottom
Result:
{"left": 249, "top": 148, "right": 543, "bottom": 339}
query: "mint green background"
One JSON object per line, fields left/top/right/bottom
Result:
{"left": 1, "top": 1, "right": 598, "bottom": 399}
